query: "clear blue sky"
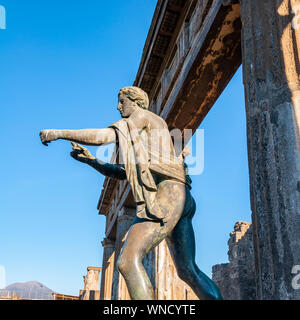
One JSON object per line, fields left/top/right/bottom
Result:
{"left": 0, "top": 0, "right": 251, "bottom": 296}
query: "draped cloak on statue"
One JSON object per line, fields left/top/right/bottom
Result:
{"left": 109, "top": 117, "right": 186, "bottom": 222}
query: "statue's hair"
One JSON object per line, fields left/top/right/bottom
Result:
{"left": 119, "top": 86, "right": 149, "bottom": 110}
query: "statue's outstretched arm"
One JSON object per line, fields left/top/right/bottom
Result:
{"left": 40, "top": 128, "right": 116, "bottom": 146}
{"left": 70, "top": 142, "right": 126, "bottom": 180}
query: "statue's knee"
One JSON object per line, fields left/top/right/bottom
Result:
{"left": 117, "top": 253, "right": 133, "bottom": 276}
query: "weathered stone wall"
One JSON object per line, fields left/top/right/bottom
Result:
{"left": 212, "top": 222, "right": 256, "bottom": 300}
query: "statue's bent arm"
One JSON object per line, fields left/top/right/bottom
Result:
{"left": 87, "top": 160, "right": 126, "bottom": 180}
{"left": 40, "top": 128, "right": 116, "bottom": 146}
{"left": 69, "top": 142, "right": 126, "bottom": 180}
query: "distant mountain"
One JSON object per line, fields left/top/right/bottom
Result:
{"left": 0, "top": 281, "right": 54, "bottom": 300}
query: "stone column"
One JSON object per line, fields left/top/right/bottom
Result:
{"left": 85, "top": 267, "right": 101, "bottom": 291}
{"left": 241, "top": 0, "right": 300, "bottom": 299}
{"left": 79, "top": 266, "right": 101, "bottom": 300}
{"left": 111, "top": 207, "right": 135, "bottom": 300}
{"left": 100, "top": 238, "right": 115, "bottom": 300}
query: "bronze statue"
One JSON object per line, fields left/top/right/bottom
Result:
{"left": 40, "top": 86, "right": 222, "bottom": 300}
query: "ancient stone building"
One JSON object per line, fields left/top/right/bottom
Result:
{"left": 79, "top": 266, "right": 101, "bottom": 300}
{"left": 52, "top": 293, "right": 79, "bottom": 301}
{"left": 98, "top": 0, "right": 300, "bottom": 300}
{"left": 212, "top": 222, "right": 256, "bottom": 300}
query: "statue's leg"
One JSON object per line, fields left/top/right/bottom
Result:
{"left": 166, "top": 199, "right": 223, "bottom": 300}
{"left": 117, "top": 180, "right": 185, "bottom": 300}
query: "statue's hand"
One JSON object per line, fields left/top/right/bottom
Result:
{"left": 70, "top": 142, "right": 95, "bottom": 163}
{"left": 40, "top": 129, "right": 58, "bottom": 146}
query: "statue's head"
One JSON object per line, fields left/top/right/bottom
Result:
{"left": 118, "top": 86, "right": 149, "bottom": 117}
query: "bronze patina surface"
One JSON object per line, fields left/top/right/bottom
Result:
{"left": 40, "top": 86, "right": 222, "bottom": 300}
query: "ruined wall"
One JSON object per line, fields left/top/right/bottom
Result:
{"left": 212, "top": 222, "right": 256, "bottom": 300}
{"left": 79, "top": 267, "right": 101, "bottom": 300}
